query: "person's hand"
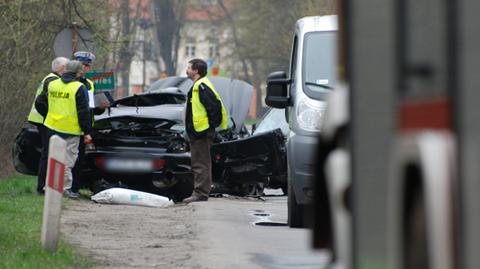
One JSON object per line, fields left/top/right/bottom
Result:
{"left": 99, "top": 101, "right": 110, "bottom": 109}
{"left": 84, "top": 134, "right": 93, "bottom": 144}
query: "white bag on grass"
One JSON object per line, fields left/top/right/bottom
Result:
{"left": 91, "top": 188, "right": 173, "bottom": 208}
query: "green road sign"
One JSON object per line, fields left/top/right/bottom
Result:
{"left": 85, "top": 71, "right": 115, "bottom": 91}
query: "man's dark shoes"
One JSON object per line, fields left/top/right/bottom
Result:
{"left": 64, "top": 189, "right": 80, "bottom": 199}
{"left": 182, "top": 195, "right": 208, "bottom": 203}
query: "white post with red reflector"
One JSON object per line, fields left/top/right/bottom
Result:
{"left": 41, "top": 135, "right": 67, "bottom": 252}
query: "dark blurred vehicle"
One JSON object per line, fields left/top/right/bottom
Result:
{"left": 13, "top": 77, "right": 287, "bottom": 201}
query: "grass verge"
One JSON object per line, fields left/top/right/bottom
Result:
{"left": 0, "top": 174, "right": 91, "bottom": 269}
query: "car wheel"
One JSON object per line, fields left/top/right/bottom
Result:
{"left": 404, "top": 189, "right": 429, "bottom": 269}
{"left": 288, "top": 180, "right": 305, "bottom": 228}
{"left": 90, "top": 179, "right": 115, "bottom": 194}
{"left": 242, "top": 182, "right": 264, "bottom": 196}
{"left": 169, "top": 178, "right": 193, "bottom": 202}
{"left": 281, "top": 184, "right": 288, "bottom": 196}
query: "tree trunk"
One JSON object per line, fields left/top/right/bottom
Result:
{"left": 118, "top": 0, "right": 132, "bottom": 96}
{"left": 153, "top": 0, "right": 182, "bottom": 76}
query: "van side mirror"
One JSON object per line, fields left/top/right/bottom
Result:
{"left": 265, "top": 71, "right": 291, "bottom": 108}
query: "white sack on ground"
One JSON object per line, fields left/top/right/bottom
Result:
{"left": 91, "top": 188, "right": 174, "bottom": 208}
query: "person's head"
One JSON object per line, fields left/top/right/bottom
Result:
{"left": 65, "top": 60, "right": 84, "bottom": 78}
{"left": 51, "top": 57, "right": 69, "bottom": 74}
{"left": 186, "top": 58, "right": 207, "bottom": 81}
{"left": 73, "top": 51, "right": 95, "bottom": 75}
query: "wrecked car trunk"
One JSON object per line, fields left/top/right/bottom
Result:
{"left": 12, "top": 122, "right": 41, "bottom": 176}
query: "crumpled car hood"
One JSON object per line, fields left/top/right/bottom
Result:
{"left": 95, "top": 104, "right": 185, "bottom": 122}
{"left": 149, "top": 76, "right": 253, "bottom": 132}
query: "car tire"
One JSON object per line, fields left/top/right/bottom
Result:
{"left": 281, "top": 184, "right": 288, "bottom": 196}
{"left": 404, "top": 189, "right": 429, "bottom": 269}
{"left": 90, "top": 179, "right": 115, "bottom": 194}
{"left": 242, "top": 182, "right": 264, "bottom": 196}
{"left": 169, "top": 178, "right": 194, "bottom": 202}
{"left": 288, "top": 180, "right": 305, "bottom": 228}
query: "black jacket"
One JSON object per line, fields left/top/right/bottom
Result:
{"left": 185, "top": 81, "right": 223, "bottom": 140}
{"left": 35, "top": 72, "right": 92, "bottom": 135}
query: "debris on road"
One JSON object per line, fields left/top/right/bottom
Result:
{"left": 91, "top": 188, "right": 173, "bottom": 207}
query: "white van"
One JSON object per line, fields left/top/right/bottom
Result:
{"left": 265, "top": 15, "right": 338, "bottom": 227}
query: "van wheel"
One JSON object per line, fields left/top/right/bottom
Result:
{"left": 404, "top": 189, "right": 429, "bottom": 269}
{"left": 288, "top": 181, "right": 305, "bottom": 228}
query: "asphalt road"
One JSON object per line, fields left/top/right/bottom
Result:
{"left": 61, "top": 190, "right": 331, "bottom": 269}
{"left": 191, "top": 193, "right": 331, "bottom": 269}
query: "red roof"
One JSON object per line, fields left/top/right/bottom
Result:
{"left": 184, "top": 0, "right": 234, "bottom": 21}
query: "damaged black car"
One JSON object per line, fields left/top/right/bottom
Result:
{"left": 12, "top": 77, "right": 287, "bottom": 201}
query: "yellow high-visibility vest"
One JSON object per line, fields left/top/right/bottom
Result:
{"left": 87, "top": 78, "right": 94, "bottom": 92}
{"left": 191, "top": 76, "right": 228, "bottom": 132}
{"left": 27, "top": 73, "right": 59, "bottom": 124}
{"left": 85, "top": 78, "right": 96, "bottom": 126}
{"left": 44, "top": 79, "right": 84, "bottom": 135}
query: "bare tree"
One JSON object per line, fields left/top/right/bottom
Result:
{"left": 109, "top": 0, "right": 144, "bottom": 97}
{"left": 152, "top": 0, "right": 186, "bottom": 76}
{"left": 218, "top": 0, "right": 334, "bottom": 117}
{"left": 0, "top": 0, "right": 111, "bottom": 179}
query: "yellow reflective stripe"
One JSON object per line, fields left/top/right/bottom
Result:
{"left": 44, "top": 113, "right": 81, "bottom": 134}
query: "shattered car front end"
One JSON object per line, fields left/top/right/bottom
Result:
{"left": 80, "top": 89, "right": 194, "bottom": 200}
{"left": 211, "top": 128, "right": 286, "bottom": 196}
{"left": 83, "top": 117, "right": 194, "bottom": 200}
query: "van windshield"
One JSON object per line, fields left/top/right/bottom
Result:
{"left": 303, "top": 31, "right": 337, "bottom": 99}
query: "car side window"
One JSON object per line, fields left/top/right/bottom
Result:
{"left": 290, "top": 35, "right": 298, "bottom": 85}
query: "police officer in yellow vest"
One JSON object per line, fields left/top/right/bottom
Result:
{"left": 71, "top": 51, "right": 109, "bottom": 195}
{"left": 182, "top": 59, "right": 228, "bottom": 203}
{"left": 36, "top": 60, "right": 92, "bottom": 199}
{"left": 28, "top": 57, "right": 68, "bottom": 194}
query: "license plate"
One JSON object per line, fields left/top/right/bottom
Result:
{"left": 105, "top": 159, "right": 153, "bottom": 172}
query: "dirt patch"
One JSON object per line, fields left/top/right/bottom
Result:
{"left": 61, "top": 198, "right": 205, "bottom": 269}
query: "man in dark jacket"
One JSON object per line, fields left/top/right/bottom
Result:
{"left": 182, "top": 58, "right": 228, "bottom": 203}
{"left": 36, "top": 60, "right": 92, "bottom": 199}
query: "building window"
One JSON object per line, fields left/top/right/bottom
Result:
{"left": 209, "top": 43, "right": 219, "bottom": 58}
{"left": 186, "top": 40, "right": 196, "bottom": 57}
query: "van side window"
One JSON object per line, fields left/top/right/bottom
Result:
{"left": 290, "top": 35, "right": 298, "bottom": 84}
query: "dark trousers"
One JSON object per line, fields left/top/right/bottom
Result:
{"left": 189, "top": 129, "right": 215, "bottom": 198}
{"left": 71, "top": 135, "right": 85, "bottom": 192}
{"left": 36, "top": 124, "right": 50, "bottom": 193}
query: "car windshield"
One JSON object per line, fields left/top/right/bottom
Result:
{"left": 303, "top": 31, "right": 337, "bottom": 99}
{"left": 254, "top": 108, "right": 289, "bottom": 136}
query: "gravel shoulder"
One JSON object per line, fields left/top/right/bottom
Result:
{"left": 61, "top": 194, "right": 329, "bottom": 269}
{"left": 61, "top": 198, "right": 204, "bottom": 269}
